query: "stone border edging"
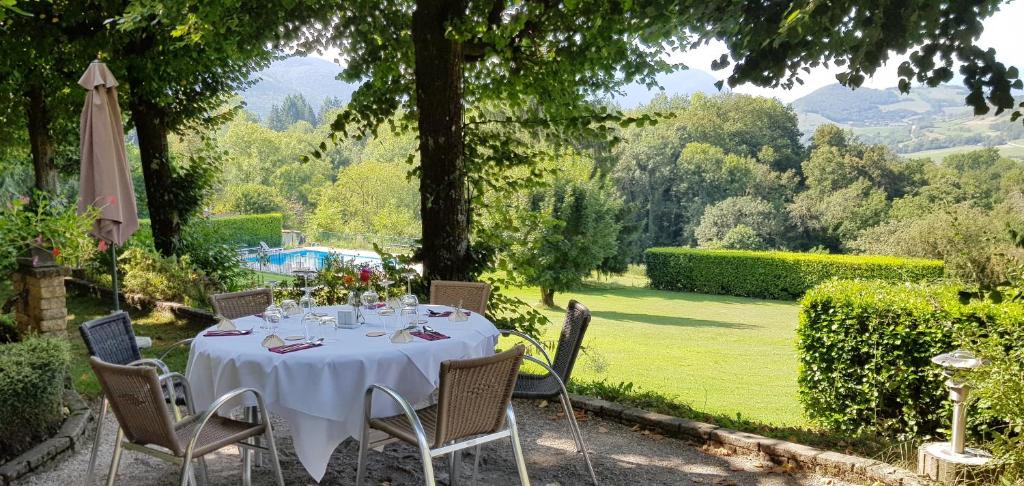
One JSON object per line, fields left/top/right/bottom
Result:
{"left": 0, "top": 388, "right": 92, "bottom": 485}
{"left": 569, "top": 394, "right": 932, "bottom": 486}
{"left": 65, "top": 277, "right": 217, "bottom": 326}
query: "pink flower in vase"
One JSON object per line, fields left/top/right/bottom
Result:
{"left": 359, "top": 268, "right": 372, "bottom": 285}
{"left": 98, "top": 240, "right": 109, "bottom": 252}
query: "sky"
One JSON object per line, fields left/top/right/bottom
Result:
{"left": 669, "top": 1, "right": 1024, "bottom": 101}
{"left": 309, "top": 2, "right": 1024, "bottom": 103}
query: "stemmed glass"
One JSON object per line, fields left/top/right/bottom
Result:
{"left": 401, "top": 293, "right": 426, "bottom": 325}
{"left": 261, "top": 281, "right": 280, "bottom": 331}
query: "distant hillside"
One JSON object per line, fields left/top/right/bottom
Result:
{"left": 610, "top": 69, "right": 723, "bottom": 108}
{"left": 241, "top": 57, "right": 358, "bottom": 119}
{"left": 791, "top": 83, "right": 1024, "bottom": 158}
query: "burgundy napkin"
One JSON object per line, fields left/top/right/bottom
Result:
{"left": 365, "top": 302, "right": 387, "bottom": 309}
{"left": 269, "top": 341, "right": 324, "bottom": 354}
{"left": 203, "top": 329, "right": 253, "bottom": 337}
{"left": 427, "top": 310, "right": 471, "bottom": 318}
{"left": 411, "top": 331, "right": 450, "bottom": 341}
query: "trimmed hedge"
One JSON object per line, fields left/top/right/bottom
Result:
{"left": 135, "top": 213, "right": 283, "bottom": 249}
{"left": 645, "top": 248, "right": 944, "bottom": 300}
{"left": 0, "top": 337, "right": 71, "bottom": 461}
{"left": 202, "top": 213, "right": 283, "bottom": 248}
{"left": 798, "top": 279, "right": 1024, "bottom": 438}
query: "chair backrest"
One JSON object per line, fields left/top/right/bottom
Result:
{"left": 434, "top": 345, "right": 525, "bottom": 448}
{"left": 89, "top": 357, "right": 184, "bottom": 455}
{"left": 551, "top": 300, "right": 591, "bottom": 383}
{"left": 210, "top": 288, "right": 273, "bottom": 320}
{"left": 79, "top": 312, "right": 141, "bottom": 365}
{"left": 429, "top": 280, "right": 491, "bottom": 315}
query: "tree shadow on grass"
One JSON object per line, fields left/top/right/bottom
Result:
{"left": 590, "top": 310, "right": 756, "bottom": 330}
{"left": 572, "top": 283, "right": 796, "bottom": 307}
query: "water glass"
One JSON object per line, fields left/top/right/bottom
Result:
{"left": 263, "top": 305, "right": 283, "bottom": 333}
{"left": 361, "top": 289, "right": 379, "bottom": 309}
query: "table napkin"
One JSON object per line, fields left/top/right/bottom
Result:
{"left": 427, "top": 310, "right": 472, "bottom": 318}
{"left": 410, "top": 330, "right": 450, "bottom": 341}
{"left": 269, "top": 341, "right": 324, "bottom": 354}
{"left": 204, "top": 329, "right": 253, "bottom": 337}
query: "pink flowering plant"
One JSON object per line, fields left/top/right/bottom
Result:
{"left": 0, "top": 192, "right": 99, "bottom": 275}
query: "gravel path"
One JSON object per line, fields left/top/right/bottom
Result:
{"left": 18, "top": 399, "right": 850, "bottom": 486}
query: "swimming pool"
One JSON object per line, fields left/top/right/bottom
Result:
{"left": 242, "top": 246, "right": 382, "bottom": 273}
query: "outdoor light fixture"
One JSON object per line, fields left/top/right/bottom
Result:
{"left": 917, "top": 349, "right": 992, "bottom": 483}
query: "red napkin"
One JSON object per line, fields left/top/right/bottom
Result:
{"left": 203, "top": 329, "right": 253, "bottom": 337}
{"left": 269, "top": 341, "right": 324, "bottom": 354}
{"left": 365, "top": 302, "right": 387, "bottom": 309}
{"left": 411, "top": 331, "right": 450, "bottom": 341}
{"left": 427, "top": 310, "right": 471, "bottom": 318}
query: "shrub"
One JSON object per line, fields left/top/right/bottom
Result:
{"left": 798, "top": 279, "right": 1024, "bottom": 442}
{"left": 119, "top": 247, "right": 214, "bottom": 308}
{"left": 645, "top": 247, "right": 944, "bottom": 299}
{"left": 0, "top": 337, "right": 71, "bottom": 461}
{"left": 133, "top": 213, "right": 283, "bottom": 250}
{"left": 202, "top": 213, "right": 283, "bottom": 248}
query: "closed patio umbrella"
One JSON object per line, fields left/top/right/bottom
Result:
{"left": 78, "top": 61, "right": 139, "bottom": 311}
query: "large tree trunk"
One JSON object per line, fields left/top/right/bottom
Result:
{"left": 541, "top": 288, "right": 556, "bottom": 308}
{"left": 129, "top": 96, "right": 181, "bottom": 256}
{"left": 412, "top": 0, "right": 471, "bottom": 282}
{"left": 23, "top": 79, "right": 58, "bottom": 194}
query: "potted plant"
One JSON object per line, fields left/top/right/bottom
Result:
{"left": 0, "top": 193, "right": 99, "bottom": 274}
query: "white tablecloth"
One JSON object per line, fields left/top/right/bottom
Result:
{"left": 185, "top": 304, "right": 499, "bottom": 481}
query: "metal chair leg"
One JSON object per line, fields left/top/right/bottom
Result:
{"left": 196, "top": 457, "right": 210, "bottom": 486}
{"left": 105, "top": 429, "right": 124, "bottom": 486}
{"left": 241, "top": 438, "right": 252, "bottom": 486}
{"left": 355, "top": 397, "right": 372, "bottom": 485}
{"left": 472, "top": 445, "right": 481, "bottom": 485}
{"left": 246, "top": 406, "right": 264, "bottom": 467}
{"left": 178, "top": 459, "right": 193, "bottom": 486}
{"left": 559, "top": 391, "right": 598, "bottom": 485}
{"left": 449, "top": 449, "right": 462, "bottom": 486}
{"left": 557, "top": 392, "right": 585, "bottom": 451}
{"left": 264, "top": 421, "right": 285, "bottom": 486}
{"left": 86, "top": 398, "right": 108, "bottom": 486}
{"left": 506, "top": 406, "right": 531, "bottom": 486}
{"left": 420, "top": 448, "right": 437, "bottom": 486}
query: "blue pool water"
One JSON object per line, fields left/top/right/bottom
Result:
{"left": 243, "top": 248, "right": 381, "bottom": 272}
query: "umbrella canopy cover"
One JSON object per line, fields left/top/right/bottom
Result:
{"left": 78, "top": 61, "right": 139, "bottom": 245}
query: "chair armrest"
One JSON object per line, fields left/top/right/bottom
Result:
{"left": 183, "top": 387, "right": 266, "bottom": 458}
{"left": 128, "top": 358, "right": 171, "bottom": 374}
{"left": 498, "top": 329, "right": 553, "bottom": 367}
{"left": 365, "top": 384, "right": 431, "bottom": 450}
{"left": 157, "top": 372, "right": 196, "bottom": 414}
{"left": 158, "top": 338, "right": 194, "bottom": 361}
{"left": 523, "top": 355, "right": 570, "bottom": 391}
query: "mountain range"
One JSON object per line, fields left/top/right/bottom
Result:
{"left": 240, "top": 56, "right": 1024, "bottom": 159}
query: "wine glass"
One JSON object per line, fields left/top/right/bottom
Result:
{"left": 263, "top": 304, "right": 283, "bottom": 335}
{"left": 402, "top": 270, "right": 418, "bottom": 295}
{"left": 379, "top": 276, "right": 395, "bottom": 312}
{"left": 266, "top": 280, "right": 280, "bottom": 306}
{"left": 400, "top": 293, "right": 426, "bottom": 324}
{"left": 361, "top": 288, "right": 379, "bottom": 310}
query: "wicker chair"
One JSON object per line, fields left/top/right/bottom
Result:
{"left": 210, "top": 288, "right": 274, "bottom": 320}
{"left": 89, "top": 357, "right": 284, "bottom": 486}
{"left": 429, "top": 280, "right": 491, "bottom": 315}
{"left": 355, "top": 346, "right": 530, "bottom": 486}
{"left": 79, "top": 312, "right": 193, "bottom": 486}
{"left": 500, "top": 300, "right": 597, "bottom": 484}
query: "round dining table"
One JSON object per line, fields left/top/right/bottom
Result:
{"left": 185, "top": 304, "right": 500, "bottom": 482}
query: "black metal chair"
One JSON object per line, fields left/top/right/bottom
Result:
{"left": 500, "top": 299, "right": 597, "bottom": 484}
{"left": 79, "top": 312, "right": 193, "bottom": 486}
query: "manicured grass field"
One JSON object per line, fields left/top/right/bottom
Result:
{"left": 503, "top": 271, "right": 807, "bottom": 427}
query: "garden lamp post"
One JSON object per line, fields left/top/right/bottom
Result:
{"left": 917, "top": 349, "right": 992, "bottom": 483}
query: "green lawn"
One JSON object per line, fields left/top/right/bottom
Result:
{"left": 66, "top": 294, "right": 205, "bottom": 398}
{"left": 503, "top": 273, "right": 806, "bottom": 427}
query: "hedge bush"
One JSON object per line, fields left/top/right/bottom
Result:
{"left": 645, "top": 247, "right": 944, "bottom": 299}
{"left": 0, "top": 337, "right": 71, "bottom": 461}
{"left": 134, "top": 213, "right": 283, "bottom": 249}
{"left": 798, "top": 279, "right": 1024, "bottom": 440}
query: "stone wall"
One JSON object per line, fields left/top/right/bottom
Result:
{"left": 12, "top": 263, "right": 71, "bottom": 337}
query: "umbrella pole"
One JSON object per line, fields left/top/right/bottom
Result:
{"left": 110, "top": 243, "right": 121, "bottom": 312}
